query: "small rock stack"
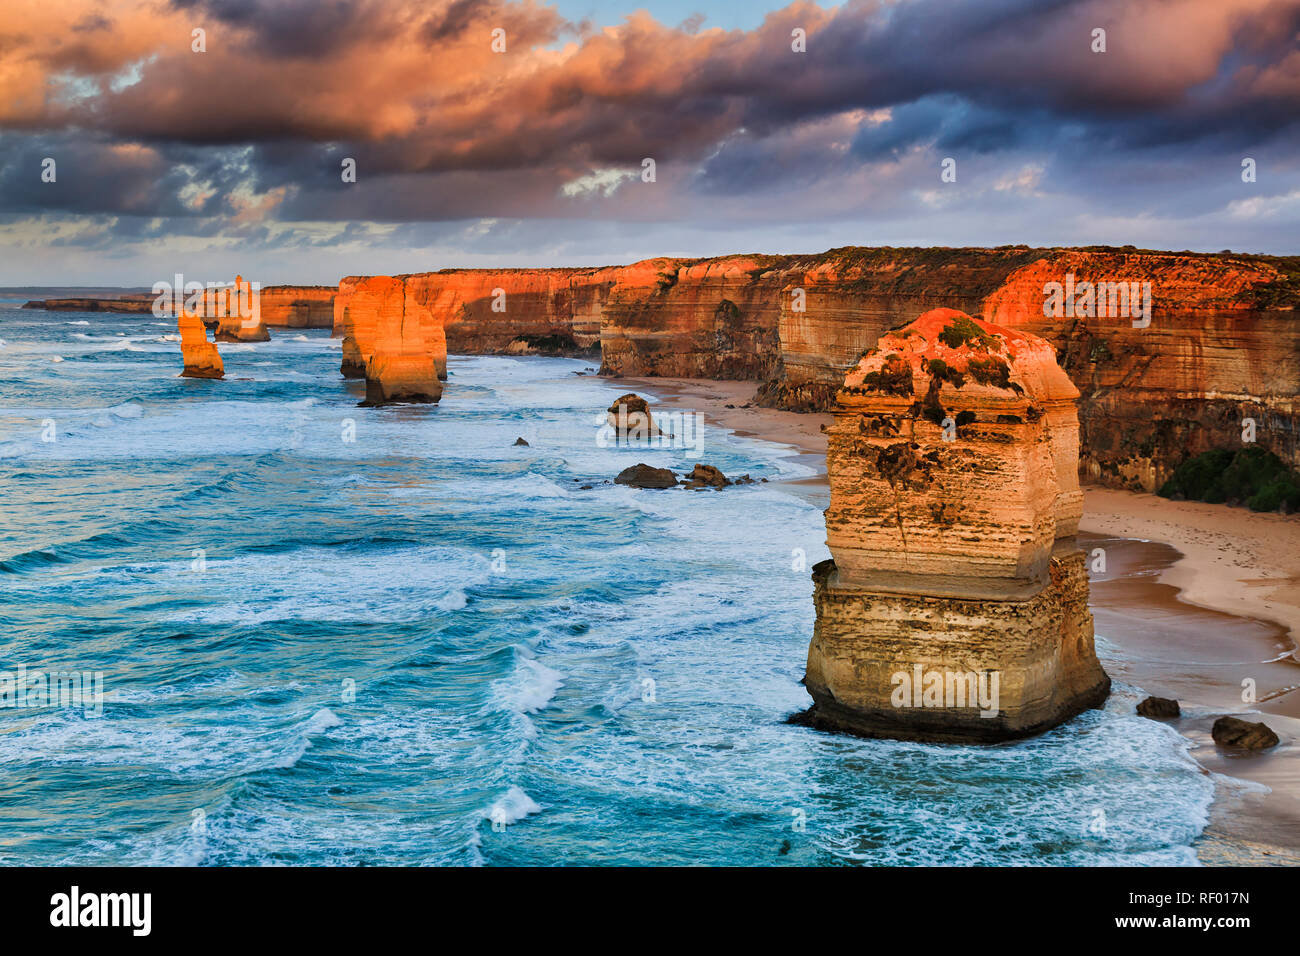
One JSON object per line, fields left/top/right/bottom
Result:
{"left": 178, "top": 310, "right": 224, "bottom": 379}
{"left": 212, "top": 275, "right": 271, "bottom": 343}
{"left": 802, "top": 308, "right": 1110, "bottom": 742}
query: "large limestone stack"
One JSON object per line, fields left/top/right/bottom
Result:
{"left": 338, "top": 275, "right": 402, "bottom": 379}
{"left": 802, "top": 308, "right": 1109, "bottom": 742}
{"left": 348, "top": 276, "right": 444, "bottom": 406}
{"left": 178, "top": 310, "right": 224, "bottom": 379}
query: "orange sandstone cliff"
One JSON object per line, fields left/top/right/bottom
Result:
{"left": 800, "top": 309, "right": 1109, "bottom": 742}
{"left": 259, "top": 286, "right": 334, "bottom": 328}
{"left": 334, "top": 247, "right": 1298, "bottom": 490}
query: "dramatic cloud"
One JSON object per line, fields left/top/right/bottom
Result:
{"left": 0, "top": 0, "right": 1297, "bottom": 281}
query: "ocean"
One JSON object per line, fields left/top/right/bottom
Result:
{"left": 0, "top": 305, "right": 1214, "bottom": 865}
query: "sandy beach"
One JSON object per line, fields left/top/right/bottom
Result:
{"left": 615, "top": 374, "right": 1300, "bottom": 864}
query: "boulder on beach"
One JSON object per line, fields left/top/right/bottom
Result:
{"left": 607, "top": 393, "right": 667, "bottom": 438}
{"left": 1212, "top": 716, "right": 1280, "bottom": 750}
{"left": 615, "top": 463, "right": 678, "bottom": 489}
{"left": 1136, "top": 696, "right": 1180, "bottom": 718}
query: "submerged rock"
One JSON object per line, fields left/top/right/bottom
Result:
{"left": 682, "top": 463, "right": 729, "bottom": 489}
{"left": 615, "top": 463, "right": 678, "bottom": 489}
{"left": 1137, "top": 696, "right": 1181, "bottom": 718}
{"left": 1212, "top": 716, "right": 1280, "bottom": 750}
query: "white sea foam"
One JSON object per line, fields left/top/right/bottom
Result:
{"left": 484, "top": 786, "right": 542, "bottom": 826}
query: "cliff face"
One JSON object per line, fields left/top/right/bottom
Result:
{"left": 260, "top": 286, "right": 334, "bottom": 328}
{"left": 336, "top": 269, "right": 609, "bottom": 359}
{"left": 982, "top": 252, "right": 1298, "bottom": 490}
{"left": 178, "top": 310, "right": 223, "bottom": 379}
{"left": 329, "top": 247, "right": 1297, "bottom": 491}
{"left": 802, "top": 309, "right": 1109, "bottom": 742}
{"left": 591, "top": 246, "right": 1298, "bottom": 491}
{"left": 597, "top": 256, "right": 787, "bottom": 379}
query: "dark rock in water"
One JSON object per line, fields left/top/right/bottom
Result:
{"left": 607, "top": 393, "right": 668, "bottom": 438}
{"left": 683, "top": 463, "right": 729, "bottom": 489}
{"left": 615, "top": 463, "right": 678, "bottom": 489}
{"left": 1212, "top": 716, "right": 1280, "bottom": 750}
{"left": 1136, "top": 696, "right": 1180, "bottom": 718}
{"left": 513, "top": 437, "right": 530, "bottom": 446}
{"left": 580, "top": 484, "right": 593, "bottom": 490}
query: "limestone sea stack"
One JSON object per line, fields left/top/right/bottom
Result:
{"left": 801, "top": 308, "right": 1110, "bottom": 742}
{"left": 178, "top": 310, "right": 224, "bottom": 379}
{"left": 352, "top": 276, "right": 444, "bottom": 406}
{"left": 212, "top": 276, "right": 271, "bottom": 342}
{"left": 338, "top": 275, "right": 448, "bottom": 385}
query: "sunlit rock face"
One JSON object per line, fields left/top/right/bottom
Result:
{"left": 402, "top": 268, "right": 610, "bottom": 357}
{"left": 259, "top": 286, "right": 334, "bottom": 328}
{"left": 342, "top": 276, "right": 444, "bottom": 406}
{"left": 178, "top": 310, "right": 224, "bottom": 379}
{"left": 597, "top": 256, "right": 786, "bottom": 379}
{"left": 338, "top": 275, "right": 447, "bottom": 385}
{"left": 801, "top": 309, "right": 1109, "bottom": 743}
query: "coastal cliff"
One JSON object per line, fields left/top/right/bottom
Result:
{"left": 333, "top": 247, "right": 1297, "bottom": 492}
{"left": 259, "top": 286, "right": 335, "bottom": 328}
{"left": 800, "top": 309, "right": 1110, "bottom": 742}
{"left": 335, "top": 269, "right": 614, "bottom": 358}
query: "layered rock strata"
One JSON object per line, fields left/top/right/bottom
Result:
{"left": 259, "top": 286, "right": 335, "bottom": 328}
{"left": 331, "top": 247, "right": 1298, "bottom": 491}
{"left": 801, "top": 309, "right": 1110, "bottom": 742}
{"left": 178, "top": 310, "right": 224, "bottom": 379}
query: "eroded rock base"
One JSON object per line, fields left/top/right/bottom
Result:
{"left": 799, "top": 554, "right": 1110, "bottom": 743}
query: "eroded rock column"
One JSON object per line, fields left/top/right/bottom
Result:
{"left": 178, "top": 310, "right": 224, "bottom": 379}
{"left": 801, "top": 308, "right": 1109, "bottom": 742}
{"left": 343, "top": 276, "right": 444, "bottom": 406}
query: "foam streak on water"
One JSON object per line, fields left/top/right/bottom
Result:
{"left": 0, "top": 308, "right": 1211, "bottom": 865}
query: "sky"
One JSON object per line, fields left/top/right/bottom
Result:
{"left": 0, "top": 0, "right": 1297, "bottom": 285}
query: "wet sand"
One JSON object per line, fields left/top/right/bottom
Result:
{"left": 611, "top": 375, "right": 1300, "bottom": 864}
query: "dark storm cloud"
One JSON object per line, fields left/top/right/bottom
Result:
{"left": 0, "top": 0, "right": 1296, "bottom": 232}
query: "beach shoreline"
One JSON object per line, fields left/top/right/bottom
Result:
{"left": 612, "top": 373, "right": 1300, "bottom": 865}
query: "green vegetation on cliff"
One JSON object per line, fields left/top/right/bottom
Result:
{"left": 1158, "top": 447, "right": 1300, "bottom": 512}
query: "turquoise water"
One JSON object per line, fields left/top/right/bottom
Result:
{"left": 0, "top": 307, "right": 1213, "bottom": 865}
